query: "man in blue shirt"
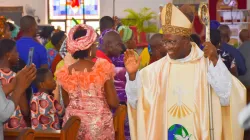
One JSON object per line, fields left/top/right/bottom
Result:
{"left": 218, "top": 24, "right": 247, "bottom": 76}
{"left": 16, "top": 16, "right": 48, "bottom": 69}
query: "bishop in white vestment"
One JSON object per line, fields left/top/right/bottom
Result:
{"left": 124, "top": 3, "right": 246, "bottom": 140}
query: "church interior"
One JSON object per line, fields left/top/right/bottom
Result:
{"left": 0, "top": 0, "right": 250, "bottom": 140}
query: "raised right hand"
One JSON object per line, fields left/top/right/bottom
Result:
{"left": 124, "top": 49, "right": 141, "bottom": 75}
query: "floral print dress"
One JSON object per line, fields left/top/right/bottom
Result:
{"left": 30, "top": 92, "right": 64, "bottom": 130}
{"left": 0, "top": 69, "right": 27, "bottom": 129}
{"left": 56, "top": 58, "right": 116, "bottom": 140}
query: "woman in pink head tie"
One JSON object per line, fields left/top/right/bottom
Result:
{"left": 55, "top": 24, "right": 119, "bottom": 139}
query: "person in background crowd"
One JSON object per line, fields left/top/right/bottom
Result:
{"left": 47, "top": 31, "right": 66, "bottom": 69}
{"left": 190, "top": 34, "right": 204, "bottom": 50}
{"left": 218, "top": 24, "right": 246, "bottom": 76}
{"left": 0, "top": 39, "right": 30, "bottom": 129}
{"left": 0, "top": 17, "right": 33, "bottom": 103}
{"left": 0, "top": 16, "right": 11, "bottom": 39}
{"left": 31, "top": 68, "right": 64, "bottom": 130}
{"left": 113, "top": 16, "right": 122, "bottom": 31}
{"left": 17, "top": 16, "right": 48, "bottom": 69}
{"left": 17, "top": 15, "right": 48, "bottom": 94}
{"left": 238, "top": 29, "right": 250, "bottom": 87}
{"left": 210, "top": 29, "right": 238, "bottom": 76}
{"left": 98, "top": 16, "right": 116, "bottom": 49}
{"left": 140, "top": 33, "right": 167, "bottom": 69}
{"left": 51, "top": 38, "right": 68, "bottom": 75}
{"left": 100, "top": 16, "right": 115, "bottom": 33}
{"left": 0, "top": 64, "right": 36, "bottom": 140}
{"left": 112, "top": 26, "right": 136, "bottom": 102}
{"left": 95, "top": 30, "right": 123, "bottom": 63}
{"left": 56, "top": 24, "right": 119, "bottom": 139}
{"left": 39, "top": 26, "right": 55, "bottom": 47}
{"left": 118, "top": 26, "right": 137, "bottom": 50}
{"left": 8, "top": 22, "right": 20, "bottom": 39}
{"left": 112, "top": 25, "right": 137, "bottom": 140}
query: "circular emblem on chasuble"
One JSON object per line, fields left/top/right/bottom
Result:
{"left": 168, "top": 124, "right": 192, "bottom": 140}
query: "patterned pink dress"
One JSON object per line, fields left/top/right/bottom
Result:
{"left": 0, "top": 69, "right": 27, "bottom": 129}
{"left": 30, "top": 92, "right": 64, "bottom": 130}
{"left": 56, "top": 58, "right": 116, "bottom": 140}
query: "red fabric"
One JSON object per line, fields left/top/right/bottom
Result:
{"left": 238, "top": 0, "right": 246, "bottom": 9}
{"left": 71, "top": 0, "right": 80, "bottom": 8}
{"left": 51, "top": 54, "right": 62, "bottom": 74}
{"left": 93, "top": 50, "right": 112, "bottom": 63}
{"left": 129, "top": 26, "right": 148, "bottom": 48}
{"left": 193, "top": 15, "right": 203, "bottom": 34}
{"left": 15, "top": 30, "right": 23, "bottom": 41}
{"left": 209, "top": 0, "right": 217, "bottom": 20}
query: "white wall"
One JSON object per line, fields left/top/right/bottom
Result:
{"left": 100, "top": 0, "right": 172, "bottom": 18}
{"left": 0, "top": 0, "right": 47, "bottom": 24}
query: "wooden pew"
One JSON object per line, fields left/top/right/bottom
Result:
{"left": 113, "top": 104, "right": 127, "bottom": 140}
{"left": 4, "top": 116, "right": 81, "bottom": 140}
{"left": 5, "top": 128, "right": 35, "bottom": 140}
{"left": 18, "top": 129, "right": 35, "bottom": 140}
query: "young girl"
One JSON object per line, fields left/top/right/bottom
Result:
{"left": 31, "top": 68, "right": 64, "bottom": 130}
{"left": 56, "top": 24, "right": 119, "bottom": 139}
{"left": 0, "top": 39, "right": 29, "bottom": 129}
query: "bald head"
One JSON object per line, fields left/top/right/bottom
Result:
{"left": 103, "top": 31, "right": 121, "bottom": 43}
{"left": 149, "top": 33, "right": 167, "bottom": 59}
{"left": 102, "top": 31, "right": 123, "bottom": 57}
{"left": 149, "top": 33, "right": 163, "bottom": 47}
{"left": 218, "top": 24, "right": 231, "bottom": 43}
{"left": 239, "top": 29, "right": 250, "bottom": 43}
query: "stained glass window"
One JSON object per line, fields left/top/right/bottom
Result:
{"left": 48, "top": 0, "right": 100, "bottom": 33}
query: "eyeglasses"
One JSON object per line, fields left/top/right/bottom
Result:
{"left": 162, "top": 40, "right": 178, "bottom": 46}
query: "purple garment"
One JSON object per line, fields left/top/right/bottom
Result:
{"left": 111, "top": 54, "right": 126, "bottom": 102}
{"left": 111, "top": 54, "right": 131, "bottom": 140}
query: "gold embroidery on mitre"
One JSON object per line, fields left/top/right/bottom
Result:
{"left": 161, "top": 3, "right": 192, "bottom": 36}
{"left": 162, "top": 25, "right": 192, "bottom": 37}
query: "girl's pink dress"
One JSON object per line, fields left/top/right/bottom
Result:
{"left": 56, "top": 58, "right": 116, "bottom": 140}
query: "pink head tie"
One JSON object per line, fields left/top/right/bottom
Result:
{"left": 67, "top": 24, "right": 97, "bottom": 54}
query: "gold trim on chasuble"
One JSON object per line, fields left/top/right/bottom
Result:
{"left": 168, "top": 87, "right": 193, "bottom": 119}
{"left": 162, "top": 3, "right": 191, "bottom": 37}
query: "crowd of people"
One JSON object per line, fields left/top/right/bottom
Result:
{"left": 0, "top": 2, "right": 249, "bottom": 140}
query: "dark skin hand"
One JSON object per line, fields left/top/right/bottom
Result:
{"left": 2, "top": 78, "right": 16, "bottom": 96}
{"left": 203, "top": 42, "right": 219, "bottom": 66}
{"left": 104, "top": 79, "right": 119, "bottom": 109}
{"left": 124, "top": 49, "right": 142, "bottom": 81}
{"left": 11, "top": 64, "right": 36, "bottom": 108}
